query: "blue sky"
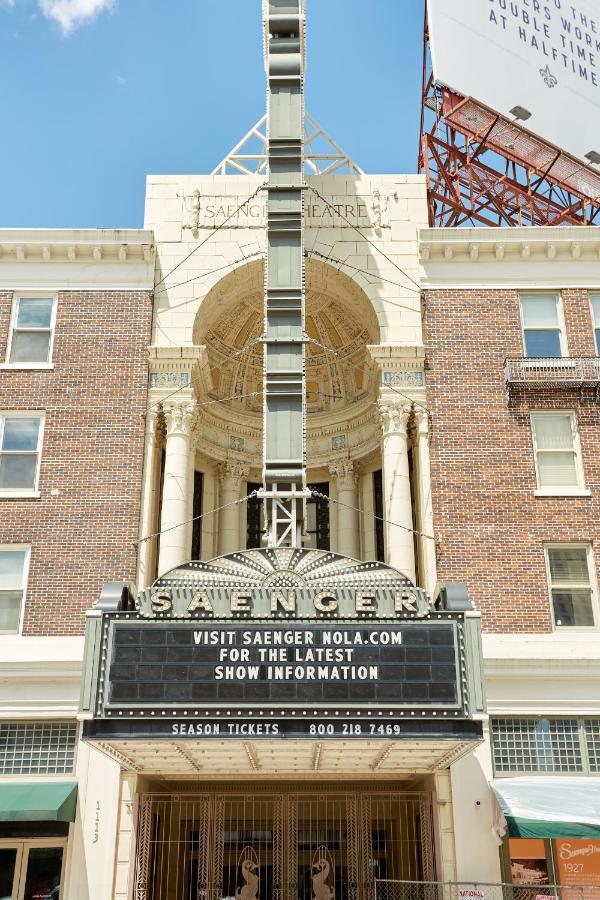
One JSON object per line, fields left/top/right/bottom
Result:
{"left": 0, "top": 0, "right": 425, "bottom": 227}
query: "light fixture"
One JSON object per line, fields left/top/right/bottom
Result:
{"left": 585, "top": 150, "right": 600, "bottom": 166}
{"left": 509, "top": 105, "right": 532, "bottom": 122}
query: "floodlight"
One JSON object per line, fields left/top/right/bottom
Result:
{"left": 509, "top": 106, "right": 532, "bottom": 122}
{"left": 585, "top": 151, "right": 600, "bottom": 166}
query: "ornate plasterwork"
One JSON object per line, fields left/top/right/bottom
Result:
{"left": 377, "top": 400, "right": 412, "bottom": 438}
{"left": 328, "top": 459, "right": 359, "bottom": 490}
{"left": 163, "top": 400, "right": 196, "bottom": 437}
{"left": 217, "top": 460, "right": 250, "bottom": 490}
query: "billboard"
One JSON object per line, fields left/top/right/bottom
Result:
{"left": 427, "top": 0, "right": 600, "bottom": 163}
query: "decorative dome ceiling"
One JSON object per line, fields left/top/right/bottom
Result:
{"left": 194, "top": 259, "right": 380, "bottom": 418}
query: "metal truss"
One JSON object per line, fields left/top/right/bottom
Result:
{"left": 419, "top": 13, "right": 600, "bottom": 227}
{"left": 212, "top": 112, "right": 364, "bottom": 177}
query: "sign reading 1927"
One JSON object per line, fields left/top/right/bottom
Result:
{"left": 106, "top": 623, "right": 459, "bottom": 708}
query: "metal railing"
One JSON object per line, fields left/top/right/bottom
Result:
{"left": 376, "top": 881, "right": 600, "bottom": 900}
{"left": 504, "top": 357, "right": 600, "bottom": 402}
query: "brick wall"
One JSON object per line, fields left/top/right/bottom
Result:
{"left": 0, "top": 290, "right": 152, "bottom": 636}
{"left": 423, "top": 287, "right": 600, "bottom": 633}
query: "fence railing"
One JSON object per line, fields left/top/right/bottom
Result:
{"left": 375, "top": 880, "right": 600, "bottom": 900}
{"left": 504, "top": 356, "right": 600, "bottom": 402}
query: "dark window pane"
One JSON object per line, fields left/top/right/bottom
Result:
{"left": 596, "top": 328, "right": 600, "bottom": 355}
{"left": 0, "top": 847, "right": 17, "bottom": 897}
{"left": 524, "top": 329, "right": 562, "bottom": 357}
{"left": 17, "top": 298, "right": 53, "bottom": 328}
{"left": 553, "top": 590, "right": 595, "bottom": 626}
{"left": 373, "top": 469, "right": 385, "bottom": 562}
{"left": 2, "top": 418, "right": 40, "bottom": 451}
{"left": 11, "top": 331, "right": 51, "bottom": 363}
{"left": 191, "top": 471, "right": 203, "bottom": 559}
{"left": 0, "top": 455, "right": 38, "bottom": 489}
{"left": 23, "top": 846, "right": 64, "bottom": 900}
{"left": 246, "top": 482, "right": 263, "bottom": 549}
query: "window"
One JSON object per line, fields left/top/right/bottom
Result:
{"left": 531, "top": 413, "right": 584, "bottom": 492}
{"left": 545, "top": 544, "right": 597, "bottom": 627}
{"left": 304, "top": 483, "right": 330, "bottom": 551}
{"left": 0, "top": 414, "right": 44, "bottom": 494}
{"left": 0, "top": 547, "right": 28, "bottom": 633}
{"left": 0, "top": 721, "right": 77, "bottom": 774}
{"left": 492, "top": 717, "right": 600, "bottom": 776}
{"left": 7, "top": 296, "right": 56, "bottom": 365}
{"left": 591, "top": 294, "right": 600, "bottom": 354}
{"left": 373, "top": 470, "right": 385, "bottom": 562}
{"left": 520, "top": 294, "right": 564, "bottom": 357}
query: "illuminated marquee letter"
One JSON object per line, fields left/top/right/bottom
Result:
{"left": 231, "top": 591, "right": 252, "bottom": 612}
{"left": 313, "top": 591, "right": 338, "bottom": 613}
{"left": 356, "top": 592, "right": 376, "bottom": 612}
{"left": 270, "top": 591, "right": 296, "bottom": 613}
{"left": 187, "top": 591, "right": 214, "bottom": 615}
{"left": 151, "top": 590, "right": 172, "bottom": 614}
{"left": 395, "top": 589, "right": 417, "bottom": 614}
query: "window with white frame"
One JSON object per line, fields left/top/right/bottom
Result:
{"left": 530, "top": 412, "right": 584, "bottom": 492}
{"left": 0, "top": 546, "right": 28, "bottom": 633}
{"left": 545, "top": 544, "right": 597, "bottom": 628}
{"left": 0, "top": 414, "right": 44, "bottom": 494}
{"left": 520, "top": 294, "right": 564, "bottom": 357}
{"left": 7, "top": 296, "right": 56, "bottom": 365}
{"left": 591, "top": 294, "right": 600, "bottom": 354}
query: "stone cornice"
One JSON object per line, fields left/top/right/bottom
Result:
{"left": 419, "top": 225, "right": 600, "bottom": 289}
{"left": 0, "top": 228, "right": 156, "bottom": 290}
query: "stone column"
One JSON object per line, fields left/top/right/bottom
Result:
{"left": 218, "top": 461, "right": 249, "bottom": 555}
{"left": 415, "top": 409, "right": 437, "bottom": 593}
{"left": 378, "top": 400, "right": 416, "bottom": 583}
{"left": 329, "top": 459, "right": 360, "bottom": 559}
{"left": 157, "top": 399, "right": 195, "bottom": 576}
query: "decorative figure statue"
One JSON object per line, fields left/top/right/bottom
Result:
{"left": 312, "top": 846, "right": 335, "bottom": 900}
{"left": 236, "top": 847, "right": 259, "bottom": 900}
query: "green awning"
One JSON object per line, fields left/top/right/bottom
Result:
{"left": 492, "top": 777, "right": 600, "bottom": 839}
{"left": 0, "top": 782, "right": 78, "bottom": 823}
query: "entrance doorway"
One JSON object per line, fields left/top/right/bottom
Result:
{"left": 0, "top": 839, "right": 66, "bottom": 900}
{"left": 132, "top": 787, "right": 434, "bottom": 900}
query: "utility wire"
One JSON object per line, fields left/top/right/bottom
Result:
{"left": 135, "top": 492, "right": 257, "bottom": 547}
{"left": 155, "top": 251, "right": 264, "bottom": 302}
{"left": 153, "top": 185, "right": 266, "bottom": 292}
{"left": 311, "top": 490, "right": 437, "bottom": 544}
{"left": 305, "top": 336, "right": 431, "bottom": 415}
{"left": 307, "top": 249, "right": 421, "bottom": 302}
{"left": 307, "top": 186, "right": 423, "bottom": 292}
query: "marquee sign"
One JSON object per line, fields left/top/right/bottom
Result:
{"left": 80, "top": 549, "right": 485, "bottom": 742}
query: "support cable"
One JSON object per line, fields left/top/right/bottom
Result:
{"left": 135, "top": 492, "right": 257, "bottom": 548}
{"left": 310, "top": 490, "right": 437, "bottom": 544}
{"left": 307, "top": 185, "right": 423, "bottom": 292}
{"left": 153, "top": 185, "right": 267, "bottom": 292}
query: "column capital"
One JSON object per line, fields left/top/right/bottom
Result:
{"left": 413, "top": 407, "right": 430, "bottom": 436}
{"left": 328, "top": 458, "right": 359, "bottom": 490}
{"left": 217, "top": 459, "right": 250, "bottom": 490}
{"left": 377, "top": 400, "right": 412, "bottom": 438}
{"left": 163, "top": 399, "right": 196, "bottom": 437}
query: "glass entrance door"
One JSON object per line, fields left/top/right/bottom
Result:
{"left": 0, "top": 841, "right": 66, "bottom": 900}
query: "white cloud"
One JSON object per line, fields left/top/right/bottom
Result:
{"left": 38, "top": 0, "right": 115, "bottom": 35}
